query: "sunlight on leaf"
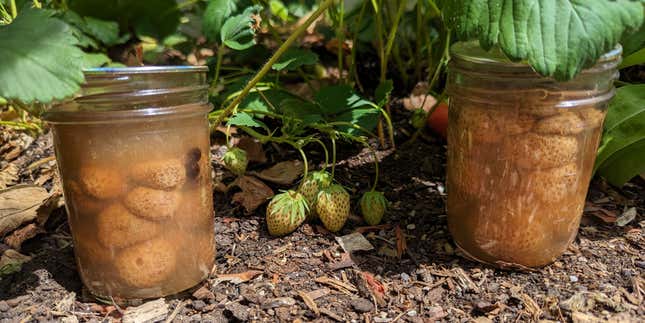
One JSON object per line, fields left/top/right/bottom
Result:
{"left": 221, "top": 5, "right": 262, "bottom": 50}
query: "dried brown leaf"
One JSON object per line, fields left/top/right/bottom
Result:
{"left": 236, "top": 137, "right": 267, "bottom": 164}
{"left": 361, "top": 271, "right": 386, "bottom": 306}
{"left": 395, "top": 225, "right": 407, "bottom": 259}
{"left": 0, "top": 184, "right": 49, "bottom": 236}
{"left": 298, "top": 291, "right": 319, "bottom": 316}
{"left": 255, "top": 160, "right": 303, "bottom": 185}
{"left": 0, "top": 163, "right": 18, "bottom": 189}
{"left": 3, "top": 223, "right": 42, "bottom": 250}
{"left": 335, "top": 232, "right": 374, "bottom": 254}
{"left": 232, "top": 176, "right": 274, "bottom": 213}
{"left": 403, "top": 82, "right": 437, "bottom": 112}
{"left": 215, "top": 270, "right": 263, "bottom": 284}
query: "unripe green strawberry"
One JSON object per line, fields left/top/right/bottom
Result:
{"left": 299, "top": 171, "right": 332, "bottom": 219}
{"left": 411, "top": 108, "right": 427, "bottom": 129}
{"left": 316, "top": 184, "right": 350, "bottom": 232}
{"left": 266, "top": 190, "right": 309, "bottom": 236}
{"left": 223, "top": 147, "right": 248, "bottom": 176}
{"left": 360, "top": 191, "right": 388, "bottom": 225}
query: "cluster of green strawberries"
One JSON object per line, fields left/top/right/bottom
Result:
{"left": 223, "top": 147, "right": 388, "bottom": 236}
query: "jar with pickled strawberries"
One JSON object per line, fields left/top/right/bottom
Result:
{"left": 446, "top": 42, "right": 620, "bottom": 268}
{"left": 43, "top": 67, "right": 215, "bottom": 299}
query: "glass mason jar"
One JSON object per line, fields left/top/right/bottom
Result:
{"left": 43, "top": 66, "right": 215, "bottom": 299}
{"left": 446, "top": 42, "right": 620, "bottom": 268}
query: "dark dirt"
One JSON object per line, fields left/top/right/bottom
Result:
{"left": 0, "top": 105, "right": 644, "bottom": 323}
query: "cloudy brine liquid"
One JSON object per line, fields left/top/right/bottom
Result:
{"left": 52, "top": 107, "right": 214, "bottom": 299}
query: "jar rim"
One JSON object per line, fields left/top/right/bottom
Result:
{"left": 450, "top": 41, "right": 622, "bottom": 71}
{"left": 83, "top": 66, "right": 209, "bottom": 75}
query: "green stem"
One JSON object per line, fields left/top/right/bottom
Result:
{"left": 326, "top": 121, "right": 377, "bottom": 138}
{"left": 311, "top": 138, "right": 329, "bottom": 170}
{"left": 372, "top": 0, "right": 385, "bottom": 81}
{"left": 383, "top": 0, "right": 406, "bottom": 74}
{"left": 368, "top": 103, "right": 395, "bottom": 150}
{"left": 295, "top": 147, "right": 309, "bottom": 189}
{"left": 414, "top": 1, "right": 423, "bottom": 82}
{"left": 428, "top": 31, "right": 451, "bottom": 92}
{"left": 9, "top": 0, "right": 16, "bottom": 18}
{"left": 365, "top": 142, "right": 379, "bottom": 191}
{"left": 336, "top": 0, "right": 345, "bottom": 83}
{"left": 349, "top": 0, "right": 368, "bottom": 90}
{"left": 330, "top": 137, "right": 337, "bottom": 178}
{"left": 211, "top": 47, "right": 225, "bottom": 90}
{"left": 213, "top": 0, "right": 335, "bottom": 127}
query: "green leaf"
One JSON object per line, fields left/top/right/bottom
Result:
{"left": 221, "top": 5, "right": 261, "bottom": 50}
{"left": 621, "top": 22, "right": 645, "bottom": 56}
{"left": 444, "top": 0, "right": 645, "bottom": 80}
{"left": 81, "top": 52, "right": 111, "bottom": 68}
{"left": 597, "top": 140, "right": 645, "bottom": 186}
{"left": 203, "top": 0, "right": 237, "bottom": 41}
{"left": 335, "top": 107, "right": 379, "bottom": 135}
{"left": 375, "top": 80, "right": 393, "bottom": 108}
{"left": 270, "top": 0, "right": 289, "bottom": 22}
{"left": 271, "top": 48, "right": 319, "bottom": 71}
{"left": 314, "top": 85, "right": 372, "bottom": 115}
{"left": 279, "top": 98, "right": 323, "bottom": 124}
{"left": 620, "top": 47, "right": 645, "bottom": 69}
{"left": 69, "top": 0, "right": 180, "bottom": 40}
{"left": 83, "top": 16, "right": 122, "bottom": 46}
{"left": 595, "top": 84, "right": 645, "bottom": 186}
{"left": 0, "top": 7, "right": 84, "bottom": 103}
{"left": 227, "top": 111, "right": 267, "bottom": 128}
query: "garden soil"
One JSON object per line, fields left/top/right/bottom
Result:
{"left": 0, "top": 106, "right": 643, "bottom": 322}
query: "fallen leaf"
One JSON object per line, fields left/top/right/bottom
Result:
{"left": 3, "top": 223, "right": 43, "bottom": 250}
{"left": 395, "top": 225, "right": 407, "bottom": 259}
{"left": 0, "top": 163, "right": 18, "bottom": 189}
{"left": 214, "top": 270, "right": 263, "bottom": 284}
{"left": 298, "top": 291, "right": 320, "bottom": 316}
{"left": 232, "top": 176, "right": 274, "bottom": 213}
{"left": 403, "top": 82, "right": 437, "bottom": 112}
{"left": 0, "top": 249, "right": 31, "bottom": 276}
{"left": 122, "top": 298, "right": 168, "bottom": 323}
{"left": 361, "top": 271, "right": 386, "bottom": 306}
{"left": 0, "top": 184, "right": 50, "bottom": 236}
{"left": 255, "top": 160, "right": 303, "bottom": 185}
{"left": 335, "top": 232, "right": 374, "bottom": 254}
{"left": 236, "top": 136, "right": 267, "bottom": 164}
{"left": 616, "top": 207, "right": 637, "bottom": 227}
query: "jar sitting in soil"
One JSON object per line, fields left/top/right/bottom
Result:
{"left": 446, "top": 42, "right": 620, "bottom": 268}
{"left": 43, "top": 66, "right": 215, "bottom": 299}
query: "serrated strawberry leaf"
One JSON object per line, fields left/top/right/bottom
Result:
{"left": 221, "top": 5, "right": 261, "bottom": 50}
{"left": 314, "top": 85, "right": 373, "bottom": 115}
{"left": 375, "top": 80, "right": 393, "bottom": 108}
{"left": 81, "top": 52, "right": 111, "bottom": 68}
{"left": 444, "top": 0, "right": 644, "bottom": 80}
{"left": 0, "top": 7, "right": 84, "bottom": 103}
{"left": 272, "top": 48, "right": 318, "bottom": 71}
{"left": 335, "top": 108, "right": 380, "bottom": 135}
{"left": 595, "top": 84, "right": 645, "bottom": 186}
{"left": 227, "top": 112, "right": 267, "bottom": 128}
{"left": 202, "top": 0, "right": 238, "bottom": 42}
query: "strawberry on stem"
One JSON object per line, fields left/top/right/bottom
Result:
{"left": 299, "top": 170, "right": 332, "bottom": 219}
{"left": 266, "top": 190, "right": 309, "bottom": 236}
{"left": 360, "top": 191, "right": 388, "bottom": 225}
{"left": 316, "top": 184, "right": 350, "bottom": 232}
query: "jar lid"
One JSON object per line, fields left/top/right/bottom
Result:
{"left": 43, "top": 66, "right": 210, "bottom": 124}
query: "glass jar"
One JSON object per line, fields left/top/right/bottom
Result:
{"left": 43, "top": 66, "right": 215, "bottom": 299}
{"left": 446, "top": 42, "right": 620, "bottom": 268}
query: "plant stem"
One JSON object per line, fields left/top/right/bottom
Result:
{"left": 365, "top": 143, "right": 379, "bottom": 191}
{"left": 428, "top": 31, "right": 451, "bottom": 92}
{"left": 349, "top": 0, "right": 368, "bottom": 91}
{"left": 330, "top": 137, "right": 337, "bottom": 178}
{"left": 383, "top": 0, "right": 406, "bottom": 76}
{"left": 311, "top": 138, "right": 329, "bottom": 170}
{"left": 211, "top": 47, "right": 225, "bottom": 90}
{"left": 9, "top": 0, "right": 16, "bottom": 18}
{"left": 336, "top": 0, "right": 345, "bottom": 83}
{"left": 295, "top": 147, "right": 309, "bottom": 189}
{"left": 213, "top": 0, "right": 335, "bottom": 127}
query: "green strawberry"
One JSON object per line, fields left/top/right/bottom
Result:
{"left": 360, "top": 191, "right": 388, "bottom": 225}
{"left": 299, "top": 170, "right": 332, "bottom": 219}
{"left": 316, "top": 184, "right": 350, "bottom": 232}
{"left": 410, "top": 108, "right": 427, "bottom": 129}
{"left": 266, "top": 190, "right": 309, "bottom": 236}
{"left": 223, "top": 147, "right": 248, "bottom": 176}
